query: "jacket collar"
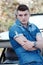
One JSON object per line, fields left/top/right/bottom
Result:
{"left": 15, "top": 19, "right": 31, "bottom": 27}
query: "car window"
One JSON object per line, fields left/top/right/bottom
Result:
{"left": 29, "top": 14, "right": 43, "bottom": 29}
{"left": 29, "top": 14, "right": 43, "bottom": 37}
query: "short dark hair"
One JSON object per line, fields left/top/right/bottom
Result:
{"left": 17, "top": 4, "right": 29, "bottom": 11}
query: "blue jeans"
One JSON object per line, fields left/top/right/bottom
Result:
{"left": 23, "top": 62, "right": 43, "bottom": 65}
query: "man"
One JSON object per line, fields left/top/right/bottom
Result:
{"left": 9, "top": 4, "right": 43, "bottom": 65}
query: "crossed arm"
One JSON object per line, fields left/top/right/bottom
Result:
{"left": 14, "top": 33, "right": 43, "bottom": 51}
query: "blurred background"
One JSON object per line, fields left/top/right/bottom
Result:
{"left": 0, "top": 0, "right": 43, "bottom": 62}
{"left": 0, "top": 0, "right": 43, "bottom": 32}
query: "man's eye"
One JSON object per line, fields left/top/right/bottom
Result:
{"left": 19, "top": 15, "right": 23, "bottom": 16}
{"left": 24, "top": 14, "right": 28, "bottom": 16}
{"left": 18, "top": 14, "right": 28, "bottom": 17}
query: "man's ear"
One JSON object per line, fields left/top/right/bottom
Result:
{"left": 16, "top": 15, "right": 17, "bottom": 18}
{"left": 15, "top": 10, "right": 17, "bottom": 18}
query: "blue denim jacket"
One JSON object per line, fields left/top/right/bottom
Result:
{"left": 9, "top": 19, "right": 43, "bottom": 65}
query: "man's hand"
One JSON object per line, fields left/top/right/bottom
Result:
{"left": 35, "top": 40, "right": 43, "bottom": 49}
{"left": 14, "top": 35, "right": 37, "bottom": 51}
{"left": 35, "top": 33, "right": 43, "bottom": 49}
{"left": 22, "top": 41, "right": 37, "bottom": 51}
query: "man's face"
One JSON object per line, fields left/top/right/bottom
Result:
{"left": 17, "top": 10, "right": 30, "bottom": 25}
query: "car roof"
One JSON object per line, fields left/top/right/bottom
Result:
{"left": 0, "top": 31, "right": 9, "bottom": 40}
{"left": 29, "top": 15, "right": 43, "bottom": 29}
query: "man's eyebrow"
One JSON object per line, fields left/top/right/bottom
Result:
{"left": 24, "top": 14, "right": 28, "bottom": 16}
{"left": 19, "top": 14, "right": 23, "bottom": 16}
{"left": 19, "top": 14, "right": 28, "bottom": 16}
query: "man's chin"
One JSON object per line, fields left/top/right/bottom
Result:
{"left": 21, "top": 22, "right": 27, "bottom": 25}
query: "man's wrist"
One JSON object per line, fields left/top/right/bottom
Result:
{"left": 22, "top": 43, "right": 25, "bottom": 46}
{"left": 33, "top": 41, "right": 36, "bottom": 47}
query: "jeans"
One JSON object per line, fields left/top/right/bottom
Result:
{"left": 23, "top": 62, "right": 43, "bottom": 65}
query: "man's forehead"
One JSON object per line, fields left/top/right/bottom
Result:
{"left": 17, "top": 10, "right": 29, "bottom": 14}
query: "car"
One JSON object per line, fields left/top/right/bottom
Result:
{"left": 29, "top": 14, "right": 43, "bottom": 37}
{"left": 0, "top": 14, "right": 43, "bottom": 64}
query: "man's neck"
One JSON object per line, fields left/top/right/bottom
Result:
{"left": 22, "top": 23, "right": 28, "bottom": 28}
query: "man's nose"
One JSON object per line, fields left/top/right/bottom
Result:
{"left": 22, "top": 15, "right": 25, "bottom": 18}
